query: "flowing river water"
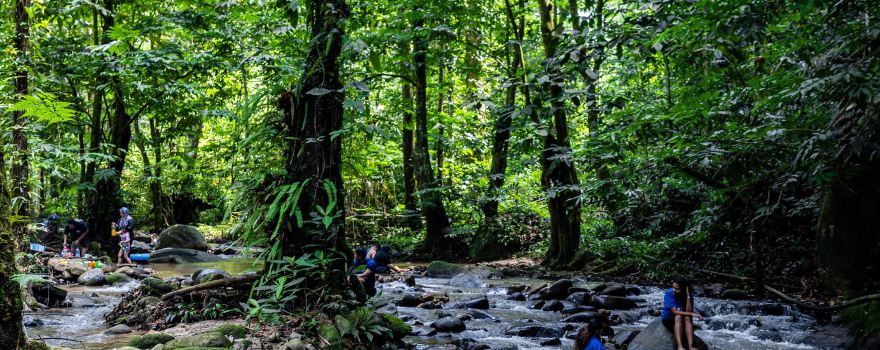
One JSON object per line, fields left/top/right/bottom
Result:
{"left": 24, "top": 259, "right": 850, "bottom": 350}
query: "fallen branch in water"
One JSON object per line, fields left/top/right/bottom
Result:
{"left": 696, "top": 268, "right": 880, "bottom": 311}
{"left": 762, "top": 285, "right": 880, "bottom": 312}
{"left": 36, "top": 337, "right": 83, "bottom": 343}
{"left": 161, "top": 273, "right": 260, "bottom": 300}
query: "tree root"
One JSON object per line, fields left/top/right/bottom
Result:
{"left": 161, "top": 274, "right": 260, "bottom": 300}
{"left": 696, "top": 268, "right": 880, "bottom": 311}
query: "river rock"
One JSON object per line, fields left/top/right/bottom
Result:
{"left": 561, "top": 311, "right": 597, "bottom": 323}
{"left": 106, "top": 272, "right": 132, "bottom": 285}
{"left": 507, "top": 292, "right": 526, "bottom": 301}
{"left": 707, "top": 283, "right": 724, "bottom": 297}
{"left": 156, "top": 224, "right": 208, "bottom": 251}
{"left": 628, "top": 319, "right": 708, "bottom": 350}
{"left": 760, "top": 303, "right": 785, "bottom": 316}
{"left": 432, "top": 316, "right": 466, "bottom": 333}
{"left": 613, "top": 329, "right": 640, "bottom": 348}
{"left": 78, "top": 268, "right": 107, "bottom": 286}
{"left": 404, "top": 275, "right": 416, "bottom": 287}
{"left": 130, "top": 241, "right": 151, "bottom": 254}
{"left": 165, "top": 332, "right": 232, "bottom": 349}
{"left": 540, "top": 338, "right": 561, "bottom": 346}
{"left": 561, "top": 306, "right": 594, "bottom": 315}
{"left": 601, "top": 283, "right": 627, "bottom": 297}
{"left": 426, "top": 261, "right": 466, "bottom": 278}
{"left": 504, "top": 325, "right": 563, "bottom": 338}
{"left": 116, "top": 266, "right": 151, "bottom": 279}
{"left": 467, "top": 309, "right": 494, "bottom": 320}
{"left": 28, "top": 280, "right": 68, "bottom": 307}
{"left": 721, "top": 289, "right": 749, "bottom": 300}
{"left": 105, "top": 324, "right": 132, "bottom": 334}
{"left": 192, "top": 269, "right": 230, "bottom": 284}
{"left": 449, "top": 273, "right": 482, "bottom": 288}
{"left": 398, "top": 293, "right": 424, "bottom": 307}
{"left": 464, "top": 296, "right": 489, "bottom": 309}
{"left": 541, "top": 300, "right": 564, "bottom": 312}
{"left": 590, "top": 295, "right": 638, "bottom": 310}
{"left": 566, "top": 291, "right": 591, "bottom": 305}
{"left": 142, "top": 277, "right": 174, "bottom": 295}
{"left": 149, "top": 248, "right": 223, "bottom": 263}
{"left": 542, "top": 279, "right": 572, "bottom": 300}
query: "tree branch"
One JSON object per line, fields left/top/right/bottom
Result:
{"left": 161, "top": 273, "right": 260, "bottom": 300}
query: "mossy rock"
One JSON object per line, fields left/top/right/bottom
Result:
{"left": 172, "top": 348, "right": 229, "bottom": 350}
{"left": 137, "top": 296, "right": 161, "bottom": 308}
{"left": 426, "top": 261, "right": 466, "bottom": 278}
{"left": 211, "top": 324, "right": 247, "bottom": 339}
{"left": 142, "top": 277, "right": 174, "bottom": 296}
{"left": 164, "top": 332, "right": 231, "bottom": 349}
{"left": 381, "top": 314, "right": 412, "bottom": 340}
{"left": 25, "top": 340, "right": 51, "bottom": 350}
{"left": 107, "top": 272, "right": 132, "bottom": 284}
{"left": 129, "top": 333, "right": 175, "bottom": 349}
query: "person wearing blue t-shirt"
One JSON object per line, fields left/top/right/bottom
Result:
{"left": 357, "top": 256, "right": 379, "bottom": 296}
{"left": 661, "top": 278, "right": 703, "bottom": 350}
{"left": 575, "top": 319, "right": 605, "bottom": 350}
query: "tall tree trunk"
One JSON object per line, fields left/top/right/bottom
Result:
{"left": 0, "top": 163, "right": 24, "bottom": 347}
{"left": 401, "top": 76, "right": 421, "bottom": 231}
{"left": 436, "top": 62, "right": 446, "bottom": 183}
{"left": 536, "top": 0, "right": 582, "bottom": 268}
{"left": 89, "top": 0, "right": 132, "bottom": 251}
{"left": 82, "top": 7, "right": 105, "bottom": 219}
{"left": 413, "top": 18, "right": 461, "bottom": 258}
{"left": 12, "top": 0, "right": 31, "bottom": 237}
{"left": 276, "top": 0, "right": 350, "bottom": 287}
{"left": 134, "top": 120, "right": 166, "bottom": 232}
{"left": 3, "top": 0, "right": 29, "bottom": 345}
{"left": 472, "top": 0, "right": 523, "bottom": 260}
{"left": 148, "top": 117, "right": 168, "bottom": 229}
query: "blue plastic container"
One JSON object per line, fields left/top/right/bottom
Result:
{"left": 129, "top": 253, "right": 150, "bottom": 262}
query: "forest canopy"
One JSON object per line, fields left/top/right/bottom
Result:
{"left": 1, "top": 0, "right": 879, "bottom": 317}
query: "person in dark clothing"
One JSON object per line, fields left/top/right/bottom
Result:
{"left": 64, "top": 219, "right": 90, "bottom": 257}
{"left": 660, "top": 277, "right": 702, "bottom": 350}
{"left": 357, "top": 258, "right": 379, "bottom": 296}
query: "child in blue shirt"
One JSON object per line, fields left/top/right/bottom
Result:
{"left": 575, "top": 319, "right": 605, "bottom": 350}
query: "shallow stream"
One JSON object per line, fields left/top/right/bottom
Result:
{"left": 24, "top": 260, "right": 846, "bottom": 349}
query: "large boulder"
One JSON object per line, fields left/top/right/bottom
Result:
{"left": 149, "top": 248, "right": 223, "bottom": 263}
{"left": 628, "top": 319, "right": 708, "bottom": 350}
{"left": 105, "top": 324, "right": 132, "bottom": 334}
{"left": 192, "top": 269, "right": 230, "bottom": 284}
{"left": 156, "top": 225, "right": 208, "bottom": 251}
{"left": 116, "top": 266, "right": 151, "bottom": 279}
{"left": 106, "top": 272, "right": 132, "bottom": 285}
{"left": 540, "top": 279, "right": 572, "bottom": 300}
{"left": 28, "top": 280, "right": 68, "bottom": 307}
{"left": 164, "top": 332, "right": 231, "bottom": 349}
{"left": 504, "top": 325, "right": 564, "bottom": 338}
{"left": 78, "top": 268, "right": 107, "bottom": 286}
{"left": 128, "top": 333, "right": 174, "bottom": 349}
{"left": 589, "top": 295, "right": 638, "bottom": 310}
{"left": 432, "top": 316, "right": 466, "bottom": 333}
{"left": 141, "top": 277, "right": 175, "bottom": 296}
{"left": 449, "top": 273, "right": 483, "bottom": 288}
{"left": 426, "top": 261, "right": 466, "bottom": 278}
{"left": 130, "top": 241, "right": 152, "bottom": 254}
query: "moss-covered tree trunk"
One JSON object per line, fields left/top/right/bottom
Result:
{"left": 413, "top": 18, "right": 463, "bottom": 258}
{"left": 0, "top": 118, "right": 25, "bottom": 350}
{"left": 535, "top": 0, "right": 582, "bottom": 268}
{"left": 276, "top": 0, "right": 350, "bottom": 286}
{"left": 12, "top": 0, "right": 31, "bottom": 238}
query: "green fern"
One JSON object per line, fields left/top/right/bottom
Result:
{"left": 9, "top": 92, "right": 80, "bottom": 124}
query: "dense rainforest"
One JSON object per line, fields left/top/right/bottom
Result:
{"left": 1, "top": 0, "right": 879, "bottom": 349}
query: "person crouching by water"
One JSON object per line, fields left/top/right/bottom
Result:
{"left": 64, "top": 219, "right": 90, "bottom": 257}
{"left": 661, "top": 277, "right": 703, "bottom": 350}
{"left": 356, "top": 256, "right": 379, "bottom": 297}
{"left": 575, "top": 319, "right": 605, "bottom": 350}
